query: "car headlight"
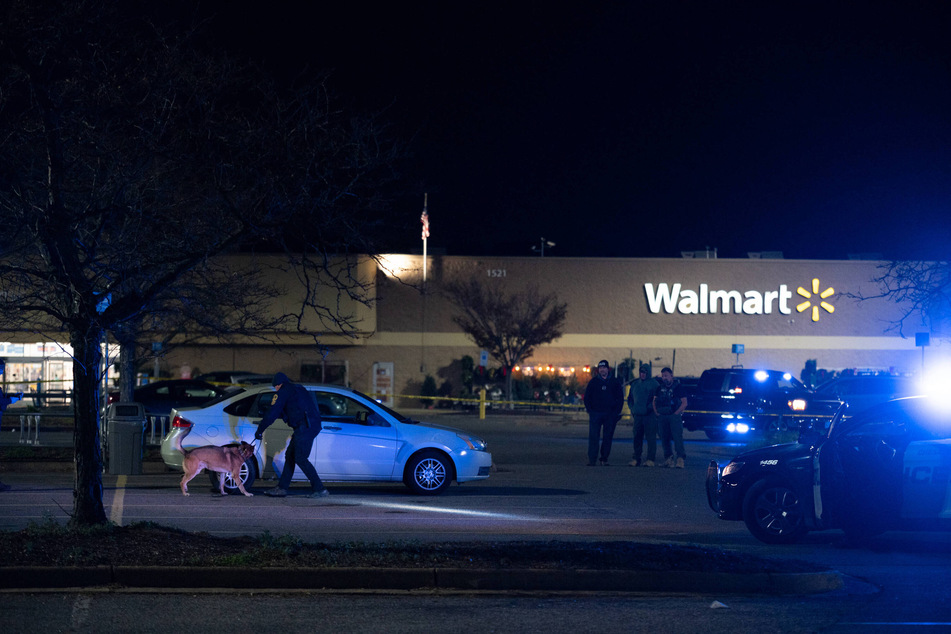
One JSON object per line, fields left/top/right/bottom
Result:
{"left": 456, "top": 433, "right": 486, "bottom": 451}
{"left": 789, "top": 398, "right": 807, "bottom": 411}
{"left": 721, "top": 461, "right": 745, "bottom": 477}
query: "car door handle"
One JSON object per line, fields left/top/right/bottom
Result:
{"left": 323, "top": 425, "right": 342, "bottom": 431}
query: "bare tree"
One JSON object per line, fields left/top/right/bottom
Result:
{"left": 849, "top": 261, "right": 951, "bottom": 338}
{"left": 443, "top": 280, "right": 567, "bottom": 404}
{"left": 0, "top": 1, "right": 401, "bottom": 525}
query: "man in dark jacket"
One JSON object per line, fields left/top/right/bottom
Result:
{"left": 254, "top": 372, "right": 328, "bottom": 498}
{"left": 584, "top": 359, "right": 624, "bottom": 466}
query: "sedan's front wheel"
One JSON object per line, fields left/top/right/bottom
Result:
{"left": 404, "top": 450, "right": 454, "bottom": 495}
{"left": 742, "top": 478, "right": 808, "bottom": 544}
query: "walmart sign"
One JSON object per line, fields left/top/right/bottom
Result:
{"left": 644, "top": 279, "right": 836, "bottom": 321}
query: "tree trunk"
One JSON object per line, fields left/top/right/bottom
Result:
{"left": 70, "top": 326, "right": 108, "bottom": 526}
{"left": 117, "top": 337, "right": 136, "bottom": 402}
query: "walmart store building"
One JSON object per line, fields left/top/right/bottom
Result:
{"left": 150, "top": 254, "right": 937, "bottom": 405}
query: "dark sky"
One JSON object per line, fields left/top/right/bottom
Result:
{"left": 200, "top": 1, "right": 951, "bottom": 260}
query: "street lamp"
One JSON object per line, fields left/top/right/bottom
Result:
{"left": 532, "top": 237, "right": 556, "bottom": 257}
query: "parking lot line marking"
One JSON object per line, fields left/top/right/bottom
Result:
{"left": 109, "top": 475, "right": 127, "bottom": 525}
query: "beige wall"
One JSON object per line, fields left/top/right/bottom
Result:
{"left": 154, "top": 255, "right": 938, "bottom": 401}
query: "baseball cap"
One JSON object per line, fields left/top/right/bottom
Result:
{"left": 597, "top": 360, "right": 609, "bottom": 368}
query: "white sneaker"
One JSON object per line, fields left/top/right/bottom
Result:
{"left": 675, "top": 458, "right": 685, "bottom": 469}
{"left": 664, "top": 457, "right": 675, "bottom": 468}
{"left": 642, "top": 460, "right": 655, "bottom": 467}
{"left": 628, "top": 459, "right": 639, "bottom": 467}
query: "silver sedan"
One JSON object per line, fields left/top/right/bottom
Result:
{"left": 161, "top": 384, "right": 492, "bottom": 495}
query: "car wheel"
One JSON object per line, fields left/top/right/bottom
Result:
{"left": 210, "top": 457, "right": 257, "bottom": 494}
{"left": 705, "top": 429, "right": 728, "bottom": 441}
{"left": 742, "top": 478, "right": 808, "bottom": 544}
{"left": 764, "top": 415, "right": 790, "bottom": 433}
{"left": 404, "top": 450, "right": 454, "bottom": 495}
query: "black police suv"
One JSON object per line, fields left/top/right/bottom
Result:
{"left": 706, "top": 395, "right": 951, "bottom": 544}
{"left": 682, "top": 368, "right": 826, "bottom": 441}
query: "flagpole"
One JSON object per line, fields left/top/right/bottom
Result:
{"left": 420, "top": 194, "right": 429, "bottom": 373}
{"left": 421, "top": 193, "right": 428, "bottom": 283}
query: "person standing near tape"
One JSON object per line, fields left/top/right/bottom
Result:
{"left": 254, "top": 372, "right": 328, "bottom": 498}
{"left": 584, "top": 359, "right": 623, "bottom": 466}
{"left": 627, "top": 365, "right": 659, "bottom": 467}
{"left": 654, "top": 367, "right": 688, "bottom": 468}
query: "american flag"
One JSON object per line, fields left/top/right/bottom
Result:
{"left": 421, "top": 208, "right": 430, "bottom": 240}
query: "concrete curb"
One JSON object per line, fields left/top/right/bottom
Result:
{"left": 2, "top": 566, "right": 843, "bottom": 595}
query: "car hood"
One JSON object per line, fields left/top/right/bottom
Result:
{"left": 403, "top": 421, "right": 471, "bottom": 436}
{"left": 733, "top": 441, "right": 813, "bottom": 463}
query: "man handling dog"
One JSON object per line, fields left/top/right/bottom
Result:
{"left": 254, "top": 372, "right": 329, "bottom": 498}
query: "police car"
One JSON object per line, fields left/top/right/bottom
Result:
{"left": 706, "top": 395, "right": 951, "bottom": 544}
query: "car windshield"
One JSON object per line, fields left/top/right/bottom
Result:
{"left": 351, "top": 389, "right": 412, "bottom": 423}
{"left": 206, "top": 387, "right": 247, "bottom": 407}
{"left": 829, "top": 397, "right": 947, "bottom": 440}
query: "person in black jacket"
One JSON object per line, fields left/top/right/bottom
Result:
{"left": 584, "top": 359, "right": 624, "bottom": 466}
{"left": 254, "top": 372, "right": 328, "bottom": 498}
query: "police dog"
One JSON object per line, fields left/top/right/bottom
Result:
{"left": 174, "top": 427, "right": 255, "bottom": 497}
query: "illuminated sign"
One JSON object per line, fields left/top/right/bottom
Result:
{"left": 645, "top": 283, "right": 793, "bottom": 315}
{"left": 645, "top": 279, "right": 836, "bottom": 320}
{"left": 795, "top": 278, "right": 835, "bottom": 322}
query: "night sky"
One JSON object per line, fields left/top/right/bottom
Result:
{"left": 201, "top": 1, "right": 951, "bottom": 260}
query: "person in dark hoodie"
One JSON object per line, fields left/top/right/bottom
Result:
{"left": 584, "top": 359, "right": 624, "bottom": 466}
{"left": 254, "top": 372, "right": 328, "bottom": 498}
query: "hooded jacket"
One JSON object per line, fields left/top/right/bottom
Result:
{"left": 255, "top": 375, "right": 322, "bottom": 436}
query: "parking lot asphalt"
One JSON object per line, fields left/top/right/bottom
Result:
{"left": 3, "top": 563, "right": 843, "bottom": 595}
{"left": 0, "top": 409, "right": 843, "bottom": 594}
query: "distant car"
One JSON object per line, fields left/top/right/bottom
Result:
{"left": 682, "top": 368, "right": 819, "bottom": 440}
{"left": 236, "top": 374, "right": 275, "bottom": 385}
{"left": 706, "top": 395, "right": 951, "bottom": 544}
{"left": 107, "top": 379, "right": 229, "bottom": 417}
{"left": 195, "top": 371, "right": 266, "bottom": 385}
{"left": 160, "top": 383, "right": 493, "bottom": 495}
{"left": 812, "top": 374, "right": 919, "bottom": 416}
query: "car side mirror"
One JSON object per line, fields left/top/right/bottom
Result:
{"left": 355, "top": 411, "right": 369, "bottom": 423}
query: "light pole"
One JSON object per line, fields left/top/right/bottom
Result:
{"left": 532, "top": 237, "right": 555, "bottom": 257}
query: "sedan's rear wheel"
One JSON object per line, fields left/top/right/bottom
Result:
{"left": 404, "top": 450, "right": 453, "bottom": 495}
{"left": 742, "top": 478, "right": 808, "bottom": 544}
{"left": 210, "top": 457, "right": 257, "bottom": 494}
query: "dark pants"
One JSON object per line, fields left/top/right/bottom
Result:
{"left": 658, "top": 413, "right": 685, "bottom": 460}
{"left": 632, "top": 413, "right": 658, "bottom": 463}
{"left": 277, "top": 425, "right": 325, "bottom": 492}
{"left": 588, "top": 412, "right": 619, "bottom": 464}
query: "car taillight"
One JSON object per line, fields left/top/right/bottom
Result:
{"left": 789, "top": 398, "right": 807, "bottom": 411}
{"left": 171, "top": 415, "right": 193, "bottom": 429}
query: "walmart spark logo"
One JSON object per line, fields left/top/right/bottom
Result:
{"left": 796, "top": 278, "right": 835, "bottom": 322}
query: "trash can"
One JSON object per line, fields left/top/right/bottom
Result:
{"left": 106, "top": 402, "right": 146, "bottom": 475}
